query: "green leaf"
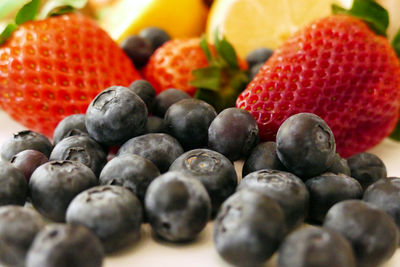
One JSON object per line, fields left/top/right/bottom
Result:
{"left": 190, "top": 66, "right": 221, "bottom": 91}
{"left": 332, "top": 0, "right": 389, "bottom": 36}
{"left": 214, "top": 29, "right": 238, "bottom": 68}
{"left": 390, "top": 120, "right": 400, "bottom": 141}
{"left": 194, "top": 88, "right": 222, "bottom": 110}
{"left": 392, "top": 29, "right": 400, "bottom": 58}
{"left": 0, "top": 0, "right": 30, "bottom": 21}
{"left": 38, "top": 0, "right": 87, "bottom": 19}
{"left": 200, "top": 35, "right": 212, "bottom": 62}
{"left": 0, "top": 23, "right": 18, "bottom": 45}
{"left": 15, "top": 0, "right": 40, "bottom": 25}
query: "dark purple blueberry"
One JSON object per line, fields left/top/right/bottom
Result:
{"left": 53, "top": 114, "right": 88, "bottom": 145}
{"left": 363, "top": 177, "right": 400, "bottom": 236}
{"left": 278, "top": 226, "right": 356, "bottom": 267}
{"left": 118, "top": 133, "right": 183, "bottom": 173}
{"left": 49, "top": 135, "right": 107, "bottom": 177}
{"left": 145, "top": 116, "right": 165, "bottom": 133}
{"left": 208, "top": 107, "right": 259, "bottom": 161}
{"left": 323, "top": 200, "right": 398, "bottom": 267}
{"left": 276, "top": 113, "right": 336, "bottom": 179}
{"left": 152, "top": 89, "right": 190, "bottom": 117}
{"left": 246, "top": 47, "right": 274, "bottom": 68}
{"left": 138, "top": 27, "right": 170, "bottom": 51}
{"left": 169, "top": 149, "right": 237, "bottom": 216}
{"left": 85, "top": 86, "right": 148, "bottom": 146}
{"left": 305, "top": 173, "right": 362, "bottom": 223}
{"left": 0, "top": 130, "right": 52, "bottom": 161}
{"left": 99, "top": 154, "right": 160, "bottom": 202}
{"left": 29, "top": 161, "right": 97, "bottom": 221}
{"left": 326, "top": 153, "right": 351, "bottom": 176}
{"left": 121, "top": 35, "right": 153, "bottom": 68}
{"left": 26, "top": 224, "right": 103, "bottom": 267}
{"left": 165, "top": 99, "right": 217, "bottom": 150}
{"left": 128, "top": 80, "right": 156, "bottom": 111}
{"left": 242, "top": 141, "right": 286, "bottom": 177}
{"left": 10, "top": 150, "right": 48, "bottom": 181}
{"left": 145, "top": 171, "right": 211, "bottom": 242}
{"left": 238, "top": 169, "right": 309, "bottom": 230}
{"left": 0, "top": 162, "right": 27, "bottom": 206}
{"left": 347, "top": 152, "right": 387, "bottom": 191}
{"left": 249, "top": 62, "right": 263, "bottom": 80}
{"left": 213, "top": 189, "right": 285, "bottom": 266}
{"left": 66, "top": 185, "right": 142, "bottom": 252}
{"left": 0, "top": 206, "right": 45, "bottom": 267}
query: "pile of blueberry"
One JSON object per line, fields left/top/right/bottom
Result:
{"left": 0, "top": 78, "right": 398, "bottom": 267}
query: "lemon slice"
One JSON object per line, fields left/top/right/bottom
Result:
{"left": 99, "top": 0, "right": 208, "bottom": 43}
{"left": 207, "top": 0, "right": 352, "bottom": 58}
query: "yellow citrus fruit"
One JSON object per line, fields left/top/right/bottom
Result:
{"left": 206, "top": 0, "right": 352, "bottom": 58}
{"left": 99, "top": 0, "right": 208, "bottom": 43}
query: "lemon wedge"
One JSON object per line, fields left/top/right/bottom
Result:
{"left": 206, "top": 0, "right": 352, "bottom": 58}
{"left": 99, "top": 0, "right": 208, "bottom": 43}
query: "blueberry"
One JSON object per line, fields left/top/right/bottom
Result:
{"left": 0, "top": 162, "right": 27, "bottom": 206}
{"left": 26, "top": 224, "right": 103, "bottom": 267}
{"left": 249, "top": 62, "right": 263, "bottom": 80}
{"left": 0, "top": 130, "right": 53, "bottom": 161}
{"left": 128, "top": 80, "right": 156, "bottom": 112}
{"left": 138, "top": 27, "right": 170, "bottom": 51}
{"left": 363, "top": 177, "right": 400, "bottom": 236}
{"left": 305, "top": 173, "right": 362, "bottom": 223}
{"left": 49, "top": 135, "right": 107, "bottom": 177}
{"left": 242, "top": 141, "right": 286, "bottom": 177}
{"left": 165, "top": 99, "right": 217, "bottom": 150}
{"left": 169, "top": 149, "right": 237, "bottom": 216}
{"left": 118, "top": 133, "right": 184, "bottom": 173}
{"left": 99, "top": 154, "right": 160, "bottom": 202}
{"left": 145, "top": 171, "right": 211, "bottom": 242}
{"left": 213, "top": 189, "right": 285, "bottom": 266}
{"left": 145, "top": 116, "right": 165, "bottom": 133}
{"left": 238, "top": 169, "right": 309, "bottom": 230}
{"left": 323, "top": 200, "right": 398, "bottom": 267}
{"left": 121, "top": 35, "right": 153, "bottom": 68}
{"left": 246, "top": 47, "right": 274, "bottom": 68}
{"left": 10, "top": 150, "right": 48, "bottom": 182}
{"left": 66, "top": 185, "right": 142, "bottom": 252}
{"left": 85, "top": 86, "right": 148, "bottom": 146}
{"left": 347, "top": 152, "right": 387, "bottom": 191}
{"left": 29, "top": 160, "right": 97, "bottom": 221}
{"left": 276, "top": 113, "right": 336, "bottom": 179}
{"left": 152, "top": 88, "right": 190, "bottom": 117}
{"left": 208, "top": 107, "right": 259, "bottom": 161}
{"left": 53, "top": 114, "right": 88, "bottom": 145}
{"left": 0, "top": 206, "right": 45, "bottom": 267}
{"left": 326, "top": 153, "right": 351, "bottom": 176}
{"left": 278, "top": 226, "right": 356, "bottom": 267}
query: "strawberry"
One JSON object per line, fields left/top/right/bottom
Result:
{"left": 0, "top": 1, "right": 141, "bottom": 137}
{"left": 236, "top": 13, "right": 400, "bottom": 158}
{"left": 144, "top": 34, "right": 248, "bottom": 111}
{"left": 144, "top": 38, "right": 208, "bottom": 96}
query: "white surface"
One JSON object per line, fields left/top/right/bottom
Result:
{"left": 0, "top": 110, "right": 400, "bottom": 267}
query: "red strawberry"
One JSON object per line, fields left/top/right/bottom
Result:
{"left": 0, "top": 13, "right": 141, "bottom": 137}
{"left": 144, "top": 38, "right": 209, "bottom": 96}
{"left": 236, "top": 15, "right": 400, "bottom": 157}
{"left": 144, "top": 36, "right": 248, "bottom": 111}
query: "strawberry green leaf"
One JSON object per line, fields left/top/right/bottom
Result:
{"left": 214, "top": 30, "right": 238, "bottom": 68}
{"left": 191, "top": 66, "right": 221, "bottom": 91}
{"left": 0, "top": 0, "right": 30, "bottom": 21}
{"left": 392, "top": 29, "right": 400, "bottom": 58}
{"left": 38, "top": 0, "right": 87, "bottom": 19}
{"left": 200, "top": 36, "right": 212, "bottom": 62}
{"left": 15, "top": 0, "right": 40, "bottom": 25}
{"left": 332, "top": 0, "right": 389, "bottom": 36}
{"left": 0, "top": 23, "right": 18, "bottom": 45}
